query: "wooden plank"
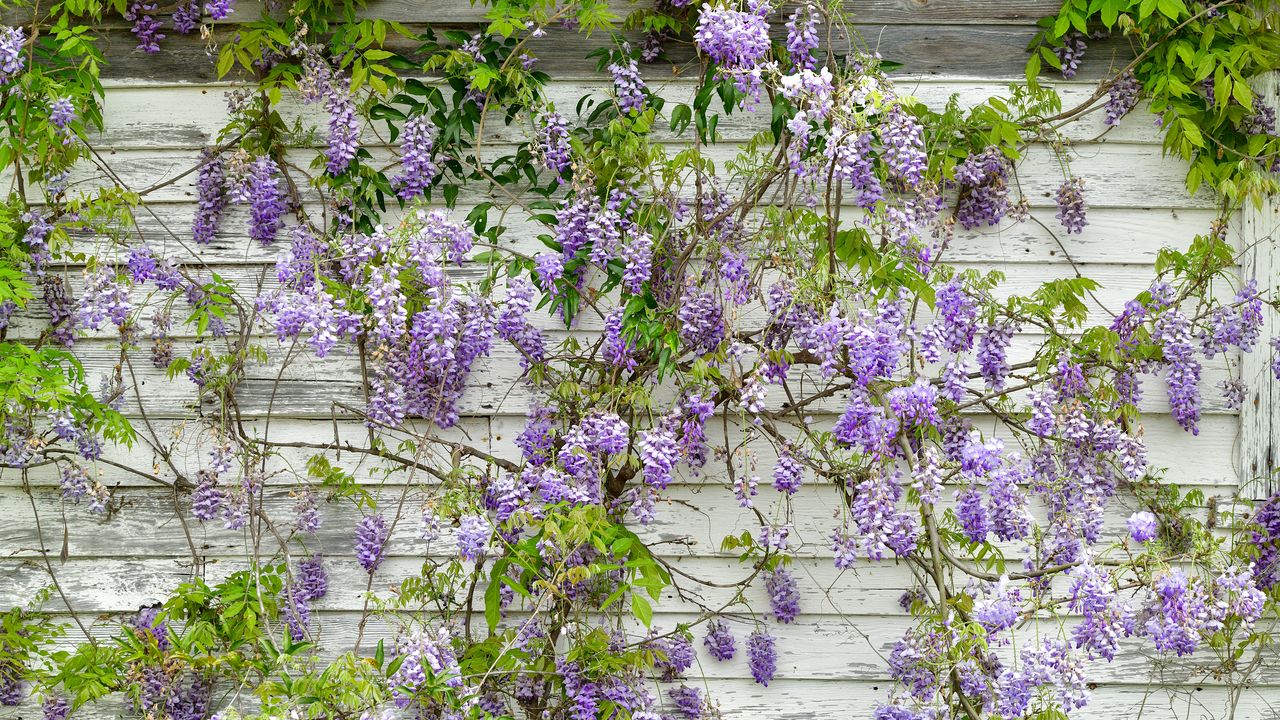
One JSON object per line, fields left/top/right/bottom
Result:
{"left": 8, "top": 258, "right": 1245, "bottom": 342}
{"left": 1, "top": 677, "right": 1275, "bottom": 719}
{"left": 20, "top": 141, "right": 1216, "bottom": 210}
{"left": 5, "top": 407, "right": 1244, "bottom": 491}
{"left": 95, "top": 202, "right": 1222, "bottom": 268}
{"left": 92, "top": 25, "right": 1133, "bottom": 83}
{"left": 218, "top": 0, "right": 1067, "bottom": 26}
{"left": 24, "top": 326, "right": 1243, "bottom": 421}
{"left": 0, "top": 479, "right": 1236, "bottom": 562}
{"left": 89, "top": 81, "right": 1168, "bottom": 152}
{"left": 3, "top": 0, "right": 1066, "bottom": 27}
{"left": 0, "top": 600, "right": 1267, "bottom": 686}
{"left": 1239, "top": 74, "right": 1279, "bottom": 500}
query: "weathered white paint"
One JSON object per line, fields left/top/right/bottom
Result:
{"left": 1, "top": 6, "right": 1277, "bottom": 717}
{"left": 1241, "top": 74, "right": 1280, "bottom": 501}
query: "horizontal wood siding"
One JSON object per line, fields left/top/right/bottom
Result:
{"left": 1, "top": 4, "right": 1269, "bottom": 719}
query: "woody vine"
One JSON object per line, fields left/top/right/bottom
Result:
{"left": 1, "top": 0, "right": 1280, "bottom": 719}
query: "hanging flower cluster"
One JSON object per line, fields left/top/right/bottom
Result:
{"left": 2, "top": 3, "right": 1280, "bottom": 720}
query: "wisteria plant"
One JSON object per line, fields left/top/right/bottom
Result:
{"left": 2, "top": 0, "right": 1280, "bottom": 719}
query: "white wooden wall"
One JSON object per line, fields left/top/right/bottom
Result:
{"left": 2, "top": 3, "right": 1279, "bottom": 718}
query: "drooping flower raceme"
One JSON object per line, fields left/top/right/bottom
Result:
{"left": 205, "top": 0, "right": 235, "bottom": 20}
{"left": 1054, "top": 33, "right": 1086, "bottom": 78}
{"left": 125, "top": 2, "right": 165, "bottom": 53}
{"left": 703, "top": 620, "right": 736, "bottom": 661}
{"left": 538, "top": 109, "right": 572, "bottom": 177}
{"left": 1105, "top": 71, "right": 1141, "bottom": 125}
{"left": 245, "top": 156, "right": 286, "bottom": 245}
{"left": 0, "top": 26, "right": 26, "bottom": 83}
{"left": 609, "top": 52, "right": 646, "bottom": 114}
{"left": 695, "top": 2, "right": 773, "bottom": 105}
{"left": 1127, "top": 511, "right": 1157, "bottom": 543}
{"left": 746, "top": 630, "right": 776, "bottom": 686}
{"left": 193, "top": 149, "right": 228, "bottom": 244}
{"left": 394, "top": 115, "right": 438, "bottom": 198}
{"left": 172, "top": 1, "right": 201, "bottom": 33}
{"left": 1055, "top": 177, "right": 1088, "bottom": 234}
{"left": 765, "top": 569, "right": 800, "bottom": 623}
{"left": 784, "top": 5, "right": 819, "bottom": 70}
{"left": 879, "top": 106, "right": 927, "bottom": 188}
{"left": 355, "top": 513, "right": 389, "bottom": 572}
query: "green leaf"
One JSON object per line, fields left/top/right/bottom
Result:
{"left": 631, "top": 594, "right": 653, "bottom": 627}
{"left": 669, "top": 103, "right": 692, "bottom": 134}
{"left": 484, "top": 559, "right": 509, "bottom": 633}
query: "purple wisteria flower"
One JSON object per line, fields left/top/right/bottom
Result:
{"left": 695, "top": 3, "right": 771, "bottom": 70}
{"left": 747, "top": 630, "right": 777, "bottom": 685}
{"left": 59, "top": 464, "right": 90, "bottom": 501}
{"left": 50, "top": 98, "right": 75, "bottom": 130}
{"left": 191, "top": 471, "right": 224, "bottom": 521}
{"left": 297, "top": 554, "right": 328, "bottom": 601}
{"left": 0, "top": 27, "right": 26, "bottom": 83}
{"left": 654, "top": 631, "right": 695, "bottom": 680}
{"left": 294, "top": 490, "right": 322, "bottom": 533}
{"left": 609, "top": 52, "right": 646, "bottom": 114}
{"left": 193, "top": 149, "right": 227, "bottom": 245}
{"left": 457, "top": 513, "right": 491, "bottom": 561}
{"left": 638, "top": 428, "right": 679, "bottom": 489}
{"left": 537, "top": 109, "right": 572, "bottom": 177}
{"left": 887, "top": 379, "right": 940, "bottom": 430}
{"left": 954, "top": 147, "right": 1011, "bottom": 229}
{"left": 603, "top": 308, "right": 637, "bottom": 371}
{"left": 42, "top": 695, "right": 70, "bottom": 720}
{"left": 973, "top": 578, "right": 1021, "bottom": 634}
{"left": 677, "top": 289, "right": 724, "bottom": 354}
{"left": 76, "top": 268, "right": 131, "bottom": 330}
{"left": 125, "top": 2, "right": 165, "bottom": 53}
{"left": 977, "top": 320, "right": 1015, "bottom": 390}
{"left": 1055, "top": 177, "right": 1088, "bottom": 234}
{"left": 784, "top": 5, "right": 819, "bottom": 70}
{"left": 1054, "top": 33, "right": 1086, "bottom": 78}
{"left": 621, "top": 234, "right": 652, "bottom": 294}
{"left": 694, "top": 1, "right": 773, "bottom": 104}
{"left": 1154, "top": 308, "right": 1201, "bottom": 434}
{"left": 205, "top": 0, "right": 235, "bottom": 20}
{"left": 1067, "top": 561, "right": 1134, "bottom": 660}
{"left": 1144, "top": 569, "right": 1215, "bottom": 656}
{"left": 703, "top": 619, "right": 735, "bottom": 661}
{"left": 668, "top": 685, "right": 701, "bottom": 719}
{"left": 354, "top": 513, "right": 389, "bottom": 572}
{"left": 1105, "top": 71, "right": 1141, "bottom": 125}
{"left": 849, "top": 471, "right": 918, "bottom": 560}
{"left": 324, "top": 84, "right": 360, "bottom": 174}
{"left": 932, "top": 280, "right": 978, "bottom": 353}
{"left": 772, "top": 449, "right": 804, "bottom": 495}
{"left": 765, "top": 569, "right": 800, "bottom": 623}
{"left": 1243, "top": 105, "right": 1276, "bottom": 136}
{"left": 245, "top": 156, "right": 285, "bottom": 245}
{"left": 879, "top": 106, "right": 927, "bottom": 188}
{"left": 172, "top": 0, "right": 201, "bottom": 33}
{"left": 1127, "top": 511, "right": 1158, "bottom": 543}
{"left": 394, "top": 115, "right": 438, "bottom": 198}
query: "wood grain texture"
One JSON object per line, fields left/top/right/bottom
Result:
{"left": 93, "top": 24, "right": 1134, "bottom": 83}
{"left": 1240, "top": 73, "right": 1280, "bottom": 500}
{"left": 0, "top": 481, "right": 1235, "bottom": 562}
{"left": 89, "top": 82, "right": 1168, "bottom": 151}
{"left": 213, "top": 0, "right": 1068, "bottom": 26}
{"left": 2, "top": 678, "right": 1275, "bottom": 720}
{"left": 3, "top": 0, "right": 1067, "bottom": 27}
{"left": 4, "top": 411, "right": 1243, "bottom": 492}
{"left": 17, "top": 142, "right": 1216, "bottom": 210}
{"left": 1, "top": 8, "right": 1268, "bottom": 717}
